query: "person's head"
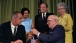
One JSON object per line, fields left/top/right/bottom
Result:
{"left": 47, "top": 15, "right": 59, "bottom": 29}
{"left": 11, "top": 11, "right": 22, "bottom": 26}
{"left": 57, "top": 2, "right": 68, "bottom": 15}
{"left": 21, "top": 7, "right": 30, "bottom": 19}
{"left": 40, "top": 2, "right": 48, "bottom": 13}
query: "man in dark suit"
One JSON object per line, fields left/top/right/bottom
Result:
{"left": 32, "top": 15, "right": 65, "bottom": 43}
{"left": 0, "top": 11, "right": 26, "bottom": 43}
{"left": 35, "top": 2, "right": 53, "bottom": 33}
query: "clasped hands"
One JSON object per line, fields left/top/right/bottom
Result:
{"left": 31, "top": 29, "right": 40, "bottom": 36}
{"left": 27, "top": 29, "right": 39, "bottom": 39}
{"left": 26, "top": 29, "right": 40, "bottom": 43}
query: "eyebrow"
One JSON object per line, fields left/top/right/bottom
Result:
{"left": 47, "top": 19, "right": 52, "bottom": 21}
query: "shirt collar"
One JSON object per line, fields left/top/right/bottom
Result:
{"left": 42, "top": 12, "right": 46, "bottom": 15}
{"left": 42, "top": 12, "right": 46, "bottom": 17}
{"left": 11, "top": 22, "right": 18, "bottom": 29}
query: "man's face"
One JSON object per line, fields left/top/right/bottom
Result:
{"left": 40, "top": 4, "right": 47, "bottom": 13}
{"left": 23, "top": 11, "right": 29, "bottom": 18}
{"left": 15, "top": 13, "right": 22, "bottom": 25}
{"left": 47, "top": 16, "right": 55, "bottom": 29}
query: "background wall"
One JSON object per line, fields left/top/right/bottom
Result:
{"left": 0, "top": 0, "right": 74, "bottom": 24}
{"left": 0, "top": 0, "right": 38, "bottom": 24}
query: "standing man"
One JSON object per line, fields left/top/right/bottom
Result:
{"left": 32, "top": 15, "right": 65, "bottom": 43}
{"left": 0, "top": 11, "right": 26, "bottom": 43}
{"left": 35, "top": 2, "right": 53, "bottom": 33}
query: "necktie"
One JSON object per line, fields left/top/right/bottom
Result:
{"left": 14, "top": 27, "right": 16, "bottom": 36}
{"left": 43, "top": 14, "right": 45, "bottom": 20}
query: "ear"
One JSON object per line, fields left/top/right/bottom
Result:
{"left": 13, "top": 18, "right": 16, "bottom": 22}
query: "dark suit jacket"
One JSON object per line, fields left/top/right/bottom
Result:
{"left": 38, "top": 25, "right": 65, "bottom": 43}
{"left": 35, "top": 12, "right": 53, "bottom": 33}
{"left": 0, "top": 21, "right": 26, "bottom": 43}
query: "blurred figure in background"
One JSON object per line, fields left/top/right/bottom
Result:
{"left": 35, "top": 2, "right": 53, "bottom": 43}
{"left": 21, "top": 7, "right": 35, "bottom": 43}
{"left": 57, "top": 2, "right": 73, "bottom": 43}
{"left": 35, "top": 2, "right": 53, "bottom": 33}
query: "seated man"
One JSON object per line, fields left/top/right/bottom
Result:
{"left": 31, "top": 15, "right": 65, "bottom": 43}
{"left": 0, "top": 11, "right": 26, "bottom": 43}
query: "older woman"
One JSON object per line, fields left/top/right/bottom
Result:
{"left": 57, "top": 2, "right": 73, "bottom": 43}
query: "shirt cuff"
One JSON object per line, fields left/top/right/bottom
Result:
{"left": 37, "top": 32, "right": 40, "bottom": 37}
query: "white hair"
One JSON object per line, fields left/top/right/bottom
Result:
{"left": 57, "top": 2, "right": 68, "bottom": 10}
{"left": 49, "top": 15, "right": 59, "bottom": 23}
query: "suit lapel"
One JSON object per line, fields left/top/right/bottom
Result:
{"left": 15, "top": 26, "right": 20, "bottom": 37}
{"left": 7, "top": 22, "right": 13, "bottom": 38}
{"left": 40, "top": 14, "right": 43, "bottom": 20}
{"left": 46, "top": 13, "right": 48, "bottom": 18}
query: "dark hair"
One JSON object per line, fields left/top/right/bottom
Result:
{"left": 21, "top": 7, "right": 30, "bottom": 15}
{"left": 11, "top": 11, "right": 21, "bottom": 19}
{"left": 40, "top": 2, "right": 48, "bottom": 8}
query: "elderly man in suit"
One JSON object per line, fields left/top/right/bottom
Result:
{"left": 32, "top": 15, "right": 65, "bottom": 43}
{"left": 0, "top": 11, "right": 26, "bottom": 43}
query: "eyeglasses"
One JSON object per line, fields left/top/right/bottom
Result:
{"left": 47, "top": 19, "right": 52, "bottom": 22}
{"left": 57, "top": 8, "right": 65, "bottom": 10}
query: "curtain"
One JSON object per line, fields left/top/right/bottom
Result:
{"left": 0, "top": 0, "right": 38, "bottom": 24}
{"left": 0, "top": 0, "right": 74, "bottom": 24}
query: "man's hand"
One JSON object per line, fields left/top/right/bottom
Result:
{"left": 34, "top": 39, "right": 41, "bottom": 43}
{"left": 31, "top": 29, "right": 39, "bottom": 35}
{"left": 11, "top": 39, "right": 23, "bottom": 43}
{"left": 27, "top": 32, "right": 33, "bottom": 40}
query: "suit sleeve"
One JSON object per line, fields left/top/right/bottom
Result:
{"left": 0, "top": 25, "right": 11, "bottom": 43}
{"left": 63, "top": 14, "right": 73, "bottom": 31}
{"left": 21, "top": 26, "right": 26, "bottom": 43}
{"left": 35, "top": 15, "right": 38, "bottom": 29}
{"left": 38, "top": 26, "right": 65, "bottom": 41}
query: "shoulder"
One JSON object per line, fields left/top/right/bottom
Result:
{"left": 28, "top": 18, "right": 32, "bottom": 20}
{"left": 18, "top": 25, "right": 25, "bottom": 30}
{"left": 18, "top": 25, "right": 25, "bottom": 28}
{"left": 18, "top": 25, "right": 26, "bottom": 32}
{"left": 66, "top": 14, "right": 72, "bottom": 17}
{"left": 0, "top": 21, "right": 10, "bottom": 27}
{"left": 35, "top": 14, "right": 41, "bottom": 19}
{"left": 55, "top": 25, "right": 64, "bottom": 30}
{"left": 65, "top": 14, "right": 72, "bottom": 20}
{"left": 27, "top": 18, "right": 32, "bottom": 23}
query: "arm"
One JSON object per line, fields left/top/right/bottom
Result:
{"left": 0, "top": 25, "right": 11, "bottom": 43}
{"left": 64, "top": 14, "right": 73, "bottom": 31}
{"left": 31, "top": 21, "right": 35, "bottom": 29}
{"left": 21, "top": 26, "right": 26, "bottom": 43}
{"left": 35, "top": 16, "right": 38, "bottom": 29}
{"left": 38, "top": 26, "right": 65, "bottom": 41}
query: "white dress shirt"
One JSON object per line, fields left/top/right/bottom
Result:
{"left": 42, "top": 12, "right": 46, "bottom": 19}
{"left": 37, "top": 32, "right": 40, "bottom": 37}
{"left": 11, "top": 22, "right": 17, "bottom": 34}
